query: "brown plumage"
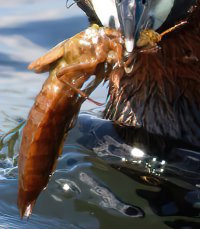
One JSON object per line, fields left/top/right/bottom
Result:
{"left": 104, "top": 1, "right": 200, "bottom": 147}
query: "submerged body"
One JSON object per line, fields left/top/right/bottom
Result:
{"left": 18, "top": 25, "right": 123, "bottom": 217}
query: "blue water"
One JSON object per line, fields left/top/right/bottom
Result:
{"left": 0, "top": 1, "right": 200, "bottom": 228}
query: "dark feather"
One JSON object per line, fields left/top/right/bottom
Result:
{"left": 104, "top": 0, "right": 200, "bottom": 147}
{"left": 76, "top": 0, "right": 101, "bottom": 25}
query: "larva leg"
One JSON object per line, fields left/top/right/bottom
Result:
{"left": 56, "top": 62, "right": 104, "bottom": 106}
{"left": 56, "top": 61, "right": 99, "bottom": 79}
{"left": 58, "top": 78, "right": 104, "bottom": 106}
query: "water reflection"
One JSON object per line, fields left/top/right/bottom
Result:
{"left": 76, "top": 114, "right": 200, "bottom": 217}
{"left": 79, "top": 172, "right": 144, "bottom": 217}
{"left": 0, "top": 112, "right": 200, "bottom": 227}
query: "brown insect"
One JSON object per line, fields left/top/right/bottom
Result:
{"left": 17, "top": 24, "right": 123, "bottom": 218}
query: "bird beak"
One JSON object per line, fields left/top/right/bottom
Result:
{"left": 115, "top": 0, "right": 136, "bottom": 53}
{"left": 115, "top": 0, "right": 152, "bottom": 53}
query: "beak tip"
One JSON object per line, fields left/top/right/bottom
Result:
{"left": 125, "top": 38, "right": 134, "bottom": 53}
